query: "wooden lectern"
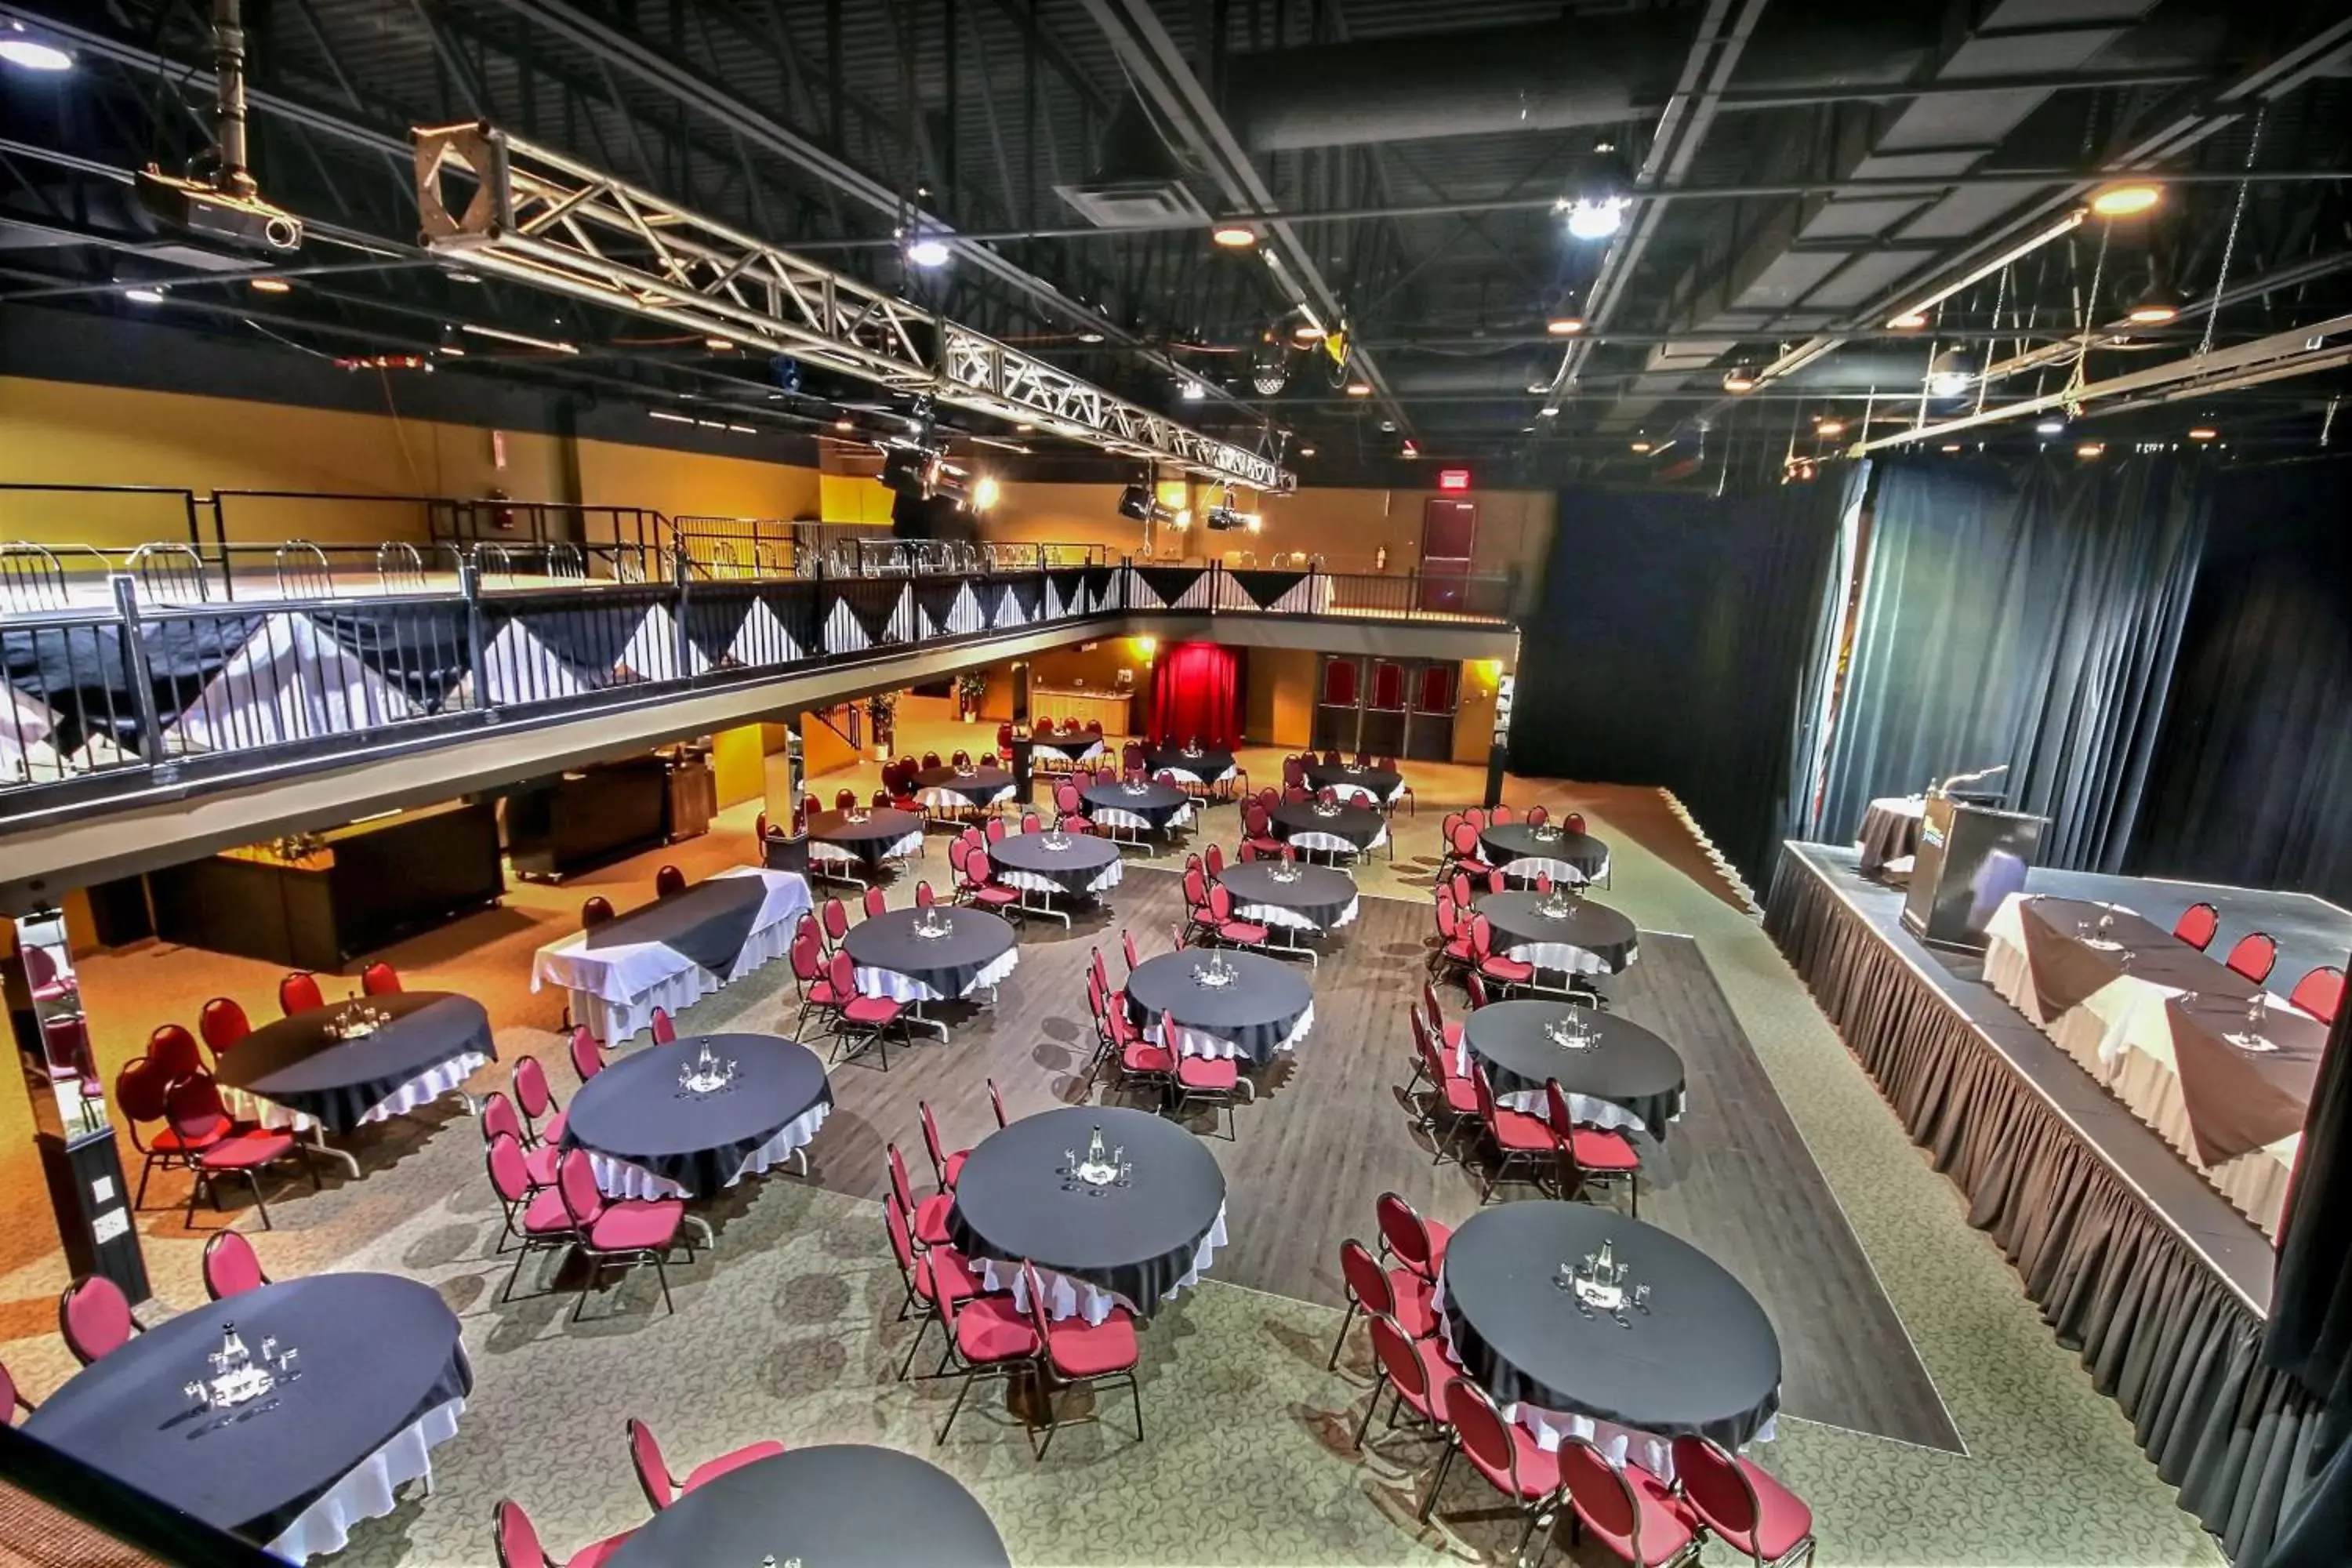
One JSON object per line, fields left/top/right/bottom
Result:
{"left": 1900, "top": 796, "right": 2047, "bottom": 950}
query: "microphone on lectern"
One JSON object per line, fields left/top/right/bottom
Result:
{"left": 1932, "top": 763, "right": 2009, "bottom": 797}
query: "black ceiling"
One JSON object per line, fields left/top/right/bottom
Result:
{"left": 2, "top": 0, "right": 2350, "bottom": 490}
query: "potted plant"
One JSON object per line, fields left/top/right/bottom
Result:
{"left": 866, "top": 691, "right": 897, "bottom": 757}
{"left": 955, "top": 670, "right": 987, "bottom": 722}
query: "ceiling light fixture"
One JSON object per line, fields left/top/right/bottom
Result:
{"left": 1814, "top": 418, "right": 1846, "bottom": 437}
{"left": 1722, "top": 365, "right": 1757, "bottom": 394}
{"left": 2187, "top": 425, "right": 2217, "bottom": 441}
{"left": 704, "top": 336, "right": 735, "bottom": 350}
{"left": 1014, "top": 423, "right": 1034, "bottom": 433}
{"left": 0, "top": 27, "right": 72, "bottom": 71}
{"left": 247, "top": 277, "right": 292, "bottom": 294}
{"left": 1211, "top": 224, "right": 1257, "bottom": 249}
{"left": 438, "top": 344, "right": 465, "bottom": 357}
{"left": 1345, "top": 381, "right": 1372, "bottom": 397}
{"left": 1882, "top": 209, "right": 2089, "bottom": 336}
{"left": 1940, "top": 443, "right": 1962, "bottom": 453}
{"left": 461, "top": 322, "right": 579, "bottom": 354}
{"left": 123, "top": 286, "right": 166, "bottom": 305}
{"left": 906, "top": 237, "right": 952, "bottom": 268}
{"left": 1545, "top": 316, "right": 1586, "bottom": 336}
{"left": 1298, "top": 445, "right": 1317, "bottom": 456}
{"left": 833, "top": 419, "right": 854, "bottom": 432}
{"left": 2089, "top": 183, "right": 2162, "bottom": 218}
{"left": 1291, "top": 323, "right": 1327, "bottom": 341}
{"left": 1562, "top": 197, "right": 1627, "bottom": 241}
{"left": 2034, "top": 417, "right": 2066, "bottom": 436}
{"left": 1180, "top": 380, "right": 1207, "bottom": 401}
{"left": 1535, "top": 406, "right": 1558, "bottom": 418}
{"left": 1630, "top": 439, "right": 1653, "bottom": 454}
{"left": 1926, "top": 347, "right": 1973, "bottom": 400}
{"left": 971, "top": 476, "right": 1002, "bottom": 511}
{"left": 2125, "top": 288, "right": 2181, "bottom": 325}
{"left": 2077, "top": 441, "right": 2106, "bottom": 459}
{"left": 1076, "top": 329, "right": 1105, "bottom": 343}
{"left": 1889, "top": 310, "right": 1929, "bottom": 330}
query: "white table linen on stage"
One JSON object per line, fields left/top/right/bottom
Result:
{"left": 1981, "top": 893, "right": 2298, "bottom": 1237}
{"left": 976, "top": 1207, "right": 1228, "bottom": 1326}
{"left": 263, "top": 1396, "right": 466, "bottom": 1564}
{"left": 586, "top": 1102, "right": 832, "bottom": 1200}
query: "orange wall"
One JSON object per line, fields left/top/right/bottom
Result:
{"left": 1246, "top": 647, "right": 1319, "bottom": 748}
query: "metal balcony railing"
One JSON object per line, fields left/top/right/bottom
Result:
{"left": 0, "top": 557, "right": 1512, "bottom": 820}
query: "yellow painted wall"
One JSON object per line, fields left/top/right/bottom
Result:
{"left": 798, "top": 707, "right": 860, "bottom": 779}
{"left": 708, "top": 724, "right": 767, "bottom": 809}
{"left": 820, "top": 474, "right": 896, "bottom": 525}
{"left": 574, "top": 438, "right": 820, "bottom": 523}
{"left": 1454, "top": 658, "right": 1507, "bottom": 766}
{"left": 1246, "top": 647, "right": 1319, "bottom": 748}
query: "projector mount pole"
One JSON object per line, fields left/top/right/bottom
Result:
{"left": 211, "top": 0, "right": 256, "bottom": 201}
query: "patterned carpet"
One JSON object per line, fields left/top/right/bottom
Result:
{"left": 1, "top": 773, "right": 2227, "bottom": 1566}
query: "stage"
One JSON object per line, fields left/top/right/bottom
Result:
{"left": 1766, "top": 842, "right": 2347, "bottom": 1561}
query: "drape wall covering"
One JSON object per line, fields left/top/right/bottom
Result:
{"left": 1802, "top": 453, "right": 2207, "bottom": 872}
{"left": 1147, "top": 641, "right": 1241, "bottom": 750}
{"left": 1512, "top": 474, "right": 1855, "bottom": 888}
{"left": 2128, "top": 456, "right": 2352, "bottom": 909}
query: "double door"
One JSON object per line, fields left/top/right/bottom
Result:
{"left": 1312, "top": 655, "right": 1458, "bottom": 760}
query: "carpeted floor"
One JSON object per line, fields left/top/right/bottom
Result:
{"left": 0, "top": 753, "right": 2226, "bottom": 1566}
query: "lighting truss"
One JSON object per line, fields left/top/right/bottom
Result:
{"left": 413, "top": 122, "right": 1288, "bottom": 491}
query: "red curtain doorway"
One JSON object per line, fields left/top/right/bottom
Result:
{"left": 1149, "top": 641, "right": 1243, "bottom": 749}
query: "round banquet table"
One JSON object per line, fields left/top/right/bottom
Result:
{"left": 607, "top": 1444, "right": 1008, "bottom": 1568}
{"left": 985, "top": 829, "right": 1125, "bottom": 902}
{"left": 1303, "top": 759, "right": 1404, "bottom": 807}
{"left": 805, "top": 808, "right": 926, "bottom": 876}
{"left": 1122, "top": 949, "right": 1315, "bottom": 1065}
{"left": 1476, "top": 890, "right": 1639, "bottom": 975}
{"left": 946, "top": 1105, "right": 1227, "bottom": 1322}
{"left": 23, "top": 1274, "right": 470, "bottom": 1563}
{"left": 216, "top": 991, "right": 493, "bottom": 1138}
{"left": 1272, "top": 799, "right": 1389, "bottom": 859}
{"left": 1217, "top": 862, "right": 1360, "bottom": 936}
{"left": 559, "top": 1033, "right": 833, "bottom": 1198}
{"left": 1461, "top": 1000, "right": 1685, "bottom": 1139}
{"left": 844, "top": 906, "right": 1019, "bottom": 1007}
{"left": 915, "top": 764, "right": 1016, "bottom": 812}
{"left": 1082, "top": 779, "right": 1195, "bottom": 836}
{"left": 1481, "top": 822, "right": 1611, "bottom": 886}
{"left": 1437, "top": 1203, "right": 1780, "bottom": 1477}
{"left": 1143, "top": 744, "right": 1237, "bottom": 789}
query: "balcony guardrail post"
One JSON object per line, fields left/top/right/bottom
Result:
{"left": 670, "top": 538, "right": 692, "bottom": 681}
{"left": 110, "top": 574, "right": 165, "bottom": 768}
{"left": 459, "top": 561, "right": 488, "bottom": 716}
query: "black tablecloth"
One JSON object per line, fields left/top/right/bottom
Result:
{"left": 23, "top": 1275, "right": 470, "bottom": 1548}
{"left": 585, "top": 879, "right": 768, "bottom": 975}
{"left": 1144, "top": 746, "right": 1236, "bottom": 783}
{"left": 844, "top": 908, "right": 1017, "bottom": 997}
{"left": 1082, "top": 779, "right": 1193, "bottom": 831}
{"left": 1272, "top": 800, "right": 1387, "bottom": 851}
{"left": 1476, "top": 891, "right": 1640, "bottom": 972}
{"left": 560, "top": 1033, "right": 831, "bottom": 1196}
{"left": 1122, "top": 949, "right": 1312, "bottom": 1065}
{"left": 946, "top": 1106, "right": 1225, "bottom": 1316}
{"left": 607, "top": 1444, "right": 1007, "bottom": 1568}
{"left": 1217, "top": 862, "right": 1359, "bottom": 931}
{"left": 2014, "top": 897, "right": 2255, "bottom": 1018}
{"left": 915, "top": 765, "right": 1015, "bottom": 808}
{"left": 2165, "top": 993, "right": 2328, "bottom": 1167}
{"left": 1304, "top": 760, "right": 1403, "bottom": 803}
{"left": 1856, "top": 796, "right": 1926, "bottom": 875}
{"left": 1481, "top": 822, "right": 1610, "bottom": 881}
{"left": 1462, "top": 1000, "right": 1684, "bottom": 1140}
{"left": 1440, "top": 1203, "right": 1780, "bottom": 1453}
{"left": 985, "top": 830, "right": 1124, "bottom": 897}
{"left": 216, "top": 992, "right": 494, "bottom": 1134}
{"left": 806, "top": 808, "right": 926, "bottom": 869}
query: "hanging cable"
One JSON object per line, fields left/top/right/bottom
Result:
{"left": 2198, "top": 104, "right": 2267, "bottom": 361}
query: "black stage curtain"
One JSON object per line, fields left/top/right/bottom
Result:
{"left": 1809, "top": 454, "right": 2205, "bottom": 871}
{"left": 2259, "top": 987, "right": 2352, "bottom": 1567}
{"left": 1511, "top": 477, "right": 1850, "bottom": 888}
{"left": 2129, "top": 456, "right": 2352, "bottom": 908}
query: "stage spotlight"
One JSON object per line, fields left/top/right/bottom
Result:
{"left": 906, "top": 236, "right": 952, "bottom": 268}
{"left": 971, "top": 475, "right": 1001, "bottom": 512}
{"left": 1211, "top": 224, "right": 1257, "bottom": 249}
{"left": 881, "top": 445, "right": 944, "bottom": 495}
{"left": 1926, "top": 347, "right": 1973, "bottom": 399}
{"left": 0, "top": 24, "right": 73, "bottom": 71}
{"left": 2090, "top": 183, "right": 2161, "bottom": 218}
{"left": 1558, "top": 149, "right": 1632, "bottom": 241}
{"left": 1722, "top": 365, "right": 1757, "bottom": 394}
{"left": 1179, "top": 379, "right": 1207, "bottom": 401}
{"left": 1562, "top": 198, "right": 1625, "bottom": 241}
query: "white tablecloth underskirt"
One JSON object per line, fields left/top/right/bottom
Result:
{"left": 1289, "top": 826, "right": 1386, "bottom": 858}
{"left": 530, "top": 869, "right": 809, "bottom": 1042}
{"left": 223, "top": 1051, "right": 490, "bottom": 1135}
{"left": 1158, "top": 764, "right": 1238, "bottom": 789}
{"left": 810, "top": 830, "right": 926, "bottom": 866}
{"left": 1032, "top": 740, "right": 1106, "bottom": 766}
{"left": 1000, "top": 862, "right": 1124, "bottom": 898}
{"left": 1503, "top": 938, "right": 1634, "bottom": 977}
{"left": 1490, "top": 1083, "right": 1685, "bottom": 1136}
{"left": 978, "top": 1205, "right": 1228, "bottom": 1325}
{"left": 920, "top": 785, "right": 1016, "bottom": 814}
{"left": 1234, "top": 895, "right": 1359, "bottom": 934}
{"left": 586, "top": 1101, "right": 831, "bottom": 1199}
{"left": 1500, "top": 854, "right": 1606, "bottom": 887}
{"left": 1094, "top": 802, "right": 1196, "bottom": 837}
{"left": 1144, "top": 1003, "right": 1314, "bottom": 1061}
{"left": 265, "top": 1396, "right": 465, "bottom": 1563}
{"left": 1325, "top": 781, "right": 1402, "bottom": 807}
{"left": 854, "top": 946, "right": 1022, "bottom": 1004}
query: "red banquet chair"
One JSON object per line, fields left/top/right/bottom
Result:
{"left": 1669, "top": 1432, "right": 1817, "bottom": 1568}
{"left": 2289, "top": 965, "right": 2343, "bottom": 1025}
{"left": 1420, "top": 1377, "right": 1570, "bottom": 1559}
{"left": 513, "top": 1056, "right": 565, "bottom": 1145}
{"left": 887, "top": 1142, "right": 956, "bottom": 1247}
{"left": 927, "top": 1251, "right": 1040, "bottom": 1447}
{"left": 165, "top": 1073, "right": 313, "bottom": 1230}
{"left": 492, "top": 1498, "right": 636, "bottom": 1568}
{"left": 1375, "top": 1189, "right": 1452, "bottom": 1283}
{"left": 626, "top": 1416, "right": 786, "bottom": 1511}
{"left": 147, "top": 1022, "right": 203, "bottom": 1083}
{"left": 568, "top": 1025, "right": 604, "bottom": 1087}
{"left": 1019, "top": 1259, "right": 1144, "bottom": 1457}
{"left": 654, "top": 864, "right": 688, "bottom": 898}
{"left": 1326, "top": 1236, "right": 1436, "bottom": 1371}
{"left": 202, "top": 1229, "right": 270, "bottom": 1301}
{"left": 278, "top": 971, "right": 324, "bottom": 1017}
{"left": 2225, "top": 931, "right": 2279, "bottom": 985}
{"left": 580, "top": 895, "right": 615, "bottom": 931}
{"left": 1559, "top": 1432, "right": 1704, "bottom": 1568}
{"left": 1470, "top": 1063, "right": 1555, "bottom": 1203}
{"left": 920, "top": 1099, "right": 972, "bottom": 1190}
{"left": 2172, "top": 901, "right": 2220, "bottom": 951}
{"left": 1546, "top": 1076, "right": 1642, "bottom": 1218}
{"left": 361, "top": 961, "right": 401, "bottom": 996}
{"left": 884, "top": 1192, "right": 986, "bottom": 1381}
{"left": 554, "top": 1148, "right": 691, "bottom": 1321}
{"left": 648, "top": 1007, "right": 677, "bottom": 1047}
{"left": 484, "top": 1091, "right": 560, "bottom": 1189}
{"left": 1356, "top": 1308, "right": 1454, "bottom": 1450}
{"left": 827, "top": 951, "right": 912, "bottom": 1069}
{"left": 198, "top": 997, "right": 251, "bottom": 1064}
{"left": 59, "top": 1275, "right": 138, "bottom": 1367}
{"left": 116, "top": 1055, "right": 209, "bottom": 1210}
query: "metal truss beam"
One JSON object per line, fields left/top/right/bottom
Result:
{"left": 415, "top": 122, "right": 1290, "bottom": 491}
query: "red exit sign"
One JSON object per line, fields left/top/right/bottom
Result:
{"left": 1436, "top": 467, "right": 1472, "bottom": 492}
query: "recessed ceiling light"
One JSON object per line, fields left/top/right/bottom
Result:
{"left": 1545, "top": 316, "right": 1585, "bottom": 336}
{"left": 1345, "top": 381, "right": 1372, "bottom": 397}
{"left": 1940, "top": 443, "right": 1962, "bottom": 453}
{"left": 2089, "top": 183, "right": 2162, "bottom": 218}
{"left": 1889, "top": 310, "right": 1929, "bottom": 330}
{"left": 1210, "top": 224, "right": 1257, "bottom": 249}
{"left": 704, "top": 336, "right": 735, "bottom": 350}
{"left": 1298, "top": 445, "right": 1317, "bottom": 456}
{"left": 2187, "top": 425, "right": 2218, "bottom": 441}
{"left": 248, "top": 277, "right": 292, "bottom": 294}
{"left": 123, "top": 286, "right": 166, "bottom": 304}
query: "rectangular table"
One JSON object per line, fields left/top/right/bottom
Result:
{"left": 1981, "top": 893, "right": 2306, "bottom": 1236}
{"left": 529, "top": 867, "right": 811, "bottom": 1042}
